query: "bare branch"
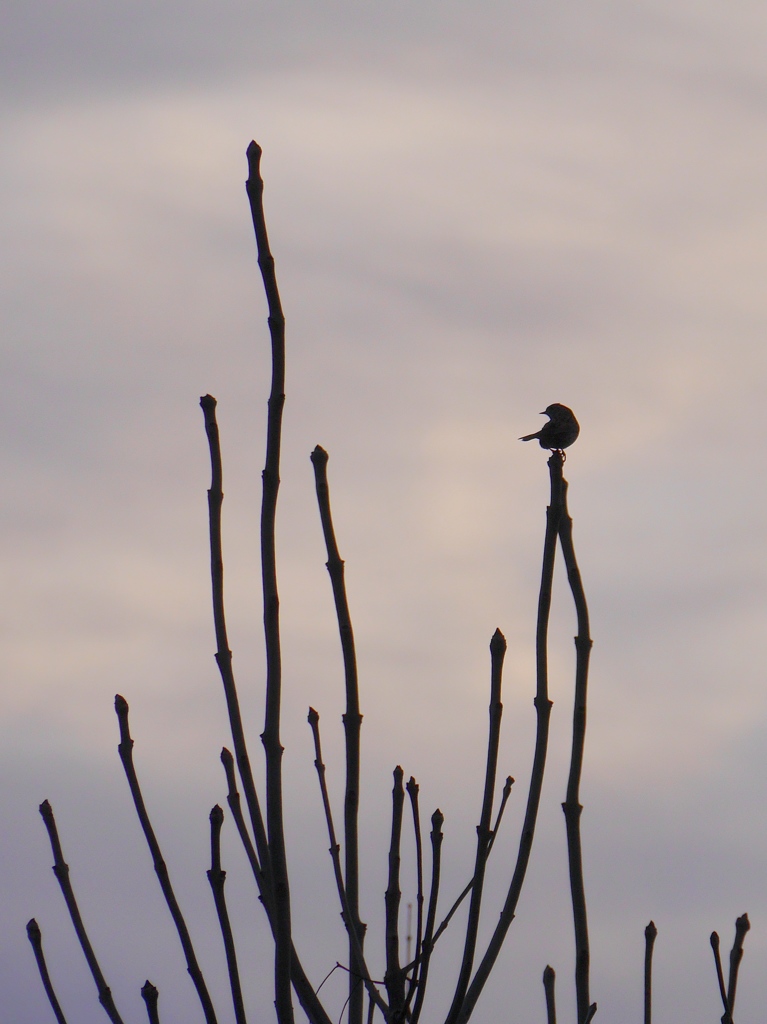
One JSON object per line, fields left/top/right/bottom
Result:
{"left": 220, "top": 749, "right": 335, "bottom": 1024}
{"left": 38, "top": 801, "right": 125, "bottom": 1024}
{"left": 207, "top": 805, "right": 247, "bottom": 1024}
{"left": 726, "top": 913, "right": 750, "bottom": 1018}
{"left": 403, "top": 777, "right": 425, "bottom": 1016}
{"left": 114, "top": 696, "right": 218, "bottom": 1024}
{"left": 558, "top": 472, "right": 594, "bottom": 1023}
{"left": 384, "top": 767, "right": 406, "bottom": 1017}
{"left": 307, "top": 709, "right": 389, "bottom": 1019}
{"left": 710, "top": 932, "right": 731, "bottom": 1024}
{"left": 410, "top": 809, "right": 444, "bottom": 1024}
{"left": 457, "top": 451, "right": 565, "bottom": 1024}
{"left": 310, "top": 444, "right": 366, "bottom": 1024}
{"left": 141, "top": 982, "right": 161, "bottom": 1024}
{"left": 427, "top": 777, "right": 514, "bottom": 957}
{"left": 245, "top": 138, "right": 293, "bottom": 1024}
{"left": 643, "top": 921, "right": 657, "bottom": 1024}
{"left": 543, "top": 965, "right": 556, "bottom": 1024}
{"left": 26, "top": 918, "right": 69, "bottom": 1024}
{"left": 446, "top": 629, "right": 507, "bottom": 1024}
{"left": 199, "top": 394, "right": 272, "bottom": 902}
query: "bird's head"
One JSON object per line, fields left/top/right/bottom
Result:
{"left": 541, "top": 403, "right": 567, "bottom": 418}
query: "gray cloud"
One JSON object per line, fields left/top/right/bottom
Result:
{"left": 4, "top": 3, "right": 767, "bottom": 1021}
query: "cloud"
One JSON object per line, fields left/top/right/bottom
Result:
{"left": 3, "top": 4, "right": 767, "bottom": 1020}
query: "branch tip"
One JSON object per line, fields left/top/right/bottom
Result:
{"left": 490, "top": 628, "right": 507, "bottom": 653}
{"left": 310, "top": 445, "right": 329, "bottom": 467}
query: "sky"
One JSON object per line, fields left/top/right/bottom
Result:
{"left": 3, "top": 2, "right": 767, "bottom": 1021}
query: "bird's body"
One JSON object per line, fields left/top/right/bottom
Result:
{"left": 520, "top": 403, "right": 580, "bottom": 451}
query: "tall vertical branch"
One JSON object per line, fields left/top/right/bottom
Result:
{"left": 456, "top": 451, "right": 564, "bottom": 1024}
{"left": 403, "top": 777, "right": 425, "bottom": 1016}
{"left": 557, "top": 472, "right": 593, "bottom": 1023}
{"left": 410, "top": 809, "right": 444, "bottom": 1024}
{"left": 200, "top": 395, "right": 272, "bottom": 907}
{"left": 385, "top": 766, "right": 406, "bottom": 1017}
{"left": 445, "top": 629, "right": 507, "bottom": 1024}
{"left": 310, "top": 444, "right": 366, "bottom": 1024}
{"left": 245, "top": 139, "right": 293, "bottom": 1024}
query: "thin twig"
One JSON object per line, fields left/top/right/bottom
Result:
{"left": 207, "top": 805, "right": 247, "bottom": 1024}
{"left": 643, "top": 921, "right": 657, "bottom": 1024}
{"left": 114, "top": 696, "right": 218, "bottom": 1024}
{"left": 726, "top": 913, "right": 750, "bottom": 1018}
{"left": 446, "top": 629, "right": 507, "bottom": 1024}
{"left": 220, "top": 749, "right": 266, "bottom": 897}
{"left": 427, "top": 776, "right": 514, "bottom": 956}
{"left": 220, "top": 749, "right": 335, "bottom": 1024}
{"left": 542, "top": 965, "right": 556, "bottom": 1024}
{"left": 245, "top": 138, "right": 294, "bottom": 1024}
{"left": 710, "top": 932, "right": 731, "bottom": 1024}
{"left": 410, "top": 809, "right": 444, "bottom": 1024}
{"left": 456, "top": 451, "right": 564, "bottom": 1024}
{"left": 38, "top": 801, "right": 125, "bottom": 1024}
{"left": 199, "top": 395, "right": 272, "bottom": 908}
{"left": 26, "top": 918, "right": 69, "bottom": 1024}
{"left": 403, "top": 777, "right": 425, "bottom": 1016}
{"left": 141, "top": 981, "right": 161, "bottom": 1024}
{"left": 310, "top": 444, "right": 366, "bottom": 1024}
{"left": 582, "top": 1003, "right": 597, "bottom": 1024}
{"left": 307, "top": 709, "right": 389, "bottom": 1019}
{"left": 557, "top": 472, "right": 594, "bottom": 1024}
{"left": 384, "top": 766, "right": 406, "bottom": 1017}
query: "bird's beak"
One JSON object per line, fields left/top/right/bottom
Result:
{"left": 539, "top": 411, "right": 546, "bottom": 415}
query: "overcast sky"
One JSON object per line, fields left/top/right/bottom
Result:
{"left": 3, "top": 3, "right": 767, "bottom": 1022}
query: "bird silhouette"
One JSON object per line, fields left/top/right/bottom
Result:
{"left": 520, "top": 404, "right": 580, "bottom": 452}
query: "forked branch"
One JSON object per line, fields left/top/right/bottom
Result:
{"left": 455, "top": 451, "right": 565, "bottom": 1024}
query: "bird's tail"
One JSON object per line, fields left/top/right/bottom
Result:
{"left": 519, "top": 432, "right": 539, "bottom": 442}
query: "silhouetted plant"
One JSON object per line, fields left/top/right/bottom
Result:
{"left": 25, "top": 142, "right": 750, "bottom": 1024}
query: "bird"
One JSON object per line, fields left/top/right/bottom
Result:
{"left": 520, "top": 403, "right": 580, "bottom": 453}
